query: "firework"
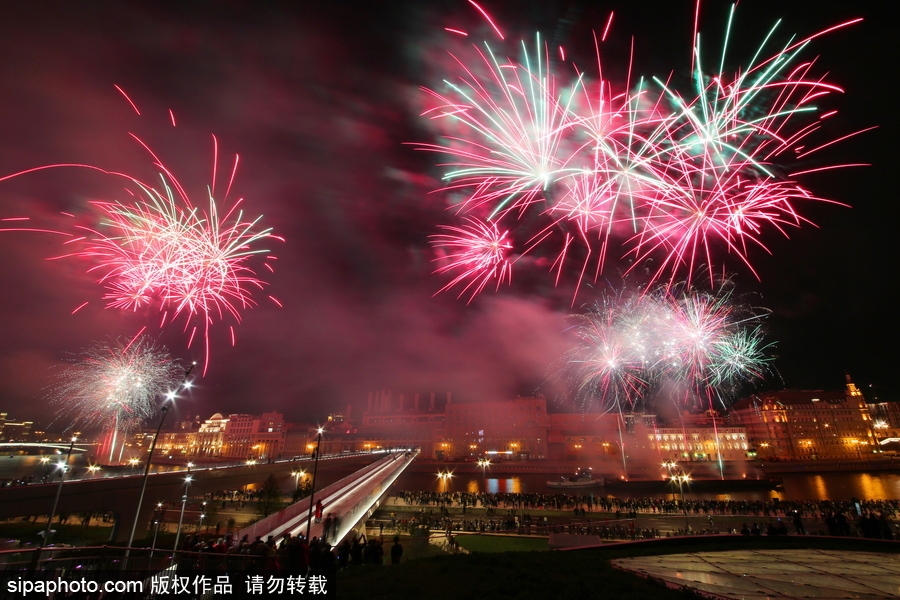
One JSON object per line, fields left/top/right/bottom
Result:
{"left": 1, "top": 104, "right": 281, "bottom": 373}
{"left": 71, "top": 174, "right": 276, "bottom": 328}
{"left": 431, "top": 216, "right": 513, "bottom": 300}
{"left": 568, "top": 301, "right": 650, "bottom": 408}
{"left": 50, "top": 335, "right": 185, "bottom": 459}
{"left": 564, "top": 284, "right": 773, "bottom": 412}
{"left": 419, "top": 5, "right": 865, "bottom": 296}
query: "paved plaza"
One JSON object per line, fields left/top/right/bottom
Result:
{"left": 612, "top": 549, "right": 900, "bottom": 599}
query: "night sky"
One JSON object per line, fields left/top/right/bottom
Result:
{"left": 0, "top": 1, "right": 894, "bottom": 430}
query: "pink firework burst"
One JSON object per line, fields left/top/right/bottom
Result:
{"left": 431, "top": 217, "right": 513, "bottom": 301}
{"left": 1, "top": 96, "right": 281, "bottom": 374}
{"left": 419, "top": 5, "right": 868, "bottom": 298}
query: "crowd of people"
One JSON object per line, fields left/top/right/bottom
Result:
{"left": 390, "top": 490, "right": 898, "bottom": 540}
{"left": 394, "top": 489, "right": 898, "bottom": 519}
{"left": 175, "top": 531, "right": 404, "bottom": 573}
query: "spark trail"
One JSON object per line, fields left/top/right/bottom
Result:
{"left": 419, "top": 4, "right": 866, "bottom": 298}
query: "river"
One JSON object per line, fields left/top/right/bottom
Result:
{"left": 389, "top": 469, "right": 900, "bottom": 502}
{"left": 3, "top": 453, "right": 898, "bottom": 502}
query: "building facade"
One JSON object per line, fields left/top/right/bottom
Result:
{"left": 729, "top": 379, "right": 876, "bottom": 461}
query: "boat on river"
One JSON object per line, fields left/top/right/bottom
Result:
{"left": 547, "top": 467, "right": 604, "bottom": 488}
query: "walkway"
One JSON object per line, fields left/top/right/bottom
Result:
{"left": 237, "top": 449, "right": 418, "bottom": 544}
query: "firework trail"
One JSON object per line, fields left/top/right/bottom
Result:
{"left": 1, "top": 96, "right": 281, "bottom": 373}
{"left": 431, "top": 216, "right": 513, "bottom": 301}
{"left": 67, "top": 170, "right": 278, "bottom": 372}
{"left": 419, "top": 4, "right": 866, "bottom": 298}
{"left": 568, "top": 298, "right": 650, "bottom": 409}
{"left": 49, "top": 335, "right": 185, "bottom": 459}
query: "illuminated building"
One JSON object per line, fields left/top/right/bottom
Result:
{"left": 0, "top": 413, "right": 33, "bottom": 441}
{"left": 729, "top": 376, "right": 876, "bottom": 460}
{"left": 439, "top": 395, "right": 550, "bottom": 461}
{"left": 547, "top": 413, "right": 639, "bottom": 461}
{"left": 155, "top": 411, "right": 286, "bottom": 460}
{"left": 648, "top": 426, "right": 749, "bottom": 462}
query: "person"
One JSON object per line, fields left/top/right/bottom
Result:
{"left": 315, "top": 499, "right": 323, "bottom": 523}
{"left": 324, "top": 514, "right": 333, "bottom": 541}
{"left": 390, "top": 536, "right": 403, "bottom": 564}
{"left": 791, "top": 510, "right": 806, "bottom": 535}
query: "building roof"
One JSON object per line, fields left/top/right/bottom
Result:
{"left": 731, "top": 389, "right": 848, "bottom": 411}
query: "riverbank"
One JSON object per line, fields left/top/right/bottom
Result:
{"left": 411, "top": 456, "right": 899, "bottom": 477}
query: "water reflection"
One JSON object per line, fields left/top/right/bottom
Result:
{"left": 780, "top": 472, "right": 900, "bottom": 501}
{"left": 485, "top": 477, "right": 521, "bottom": 494}
{"left": 811, "top": 475, "right": 828, "bottom": 500}
{"left": 395, "top": 470, "right": 900, "bottom": 501}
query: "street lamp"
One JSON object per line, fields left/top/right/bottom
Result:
{"left": 662, "top": 460, "right": 690, "bottom": 531}
{"left": 149, "top": 502, "right": 164, "bottom": 558}
{"left": 291, "top": 470, "right": 305, "bottom": 497}
{"left": 304, "top": 427, "right": 324, "bottom": 541}
{"left": 477, "top": 459, "right": 490, "bottom": 489}
{"left": 125, "top": 363, "right": 194, "bottom": 552}
{"left": 661, "top": 460, "right": 677, "bottom": 500}
{"left": 437, "top": 470, "right": 453, "bottom": 493}
{"left": 173, "top": 475, "right": 193, "bottom": 552}
{"left": 87, "top": 465, "right": 101, "bottom": 479}
{"left": 42, "top": 436, "right": 77, "bottom": 547}
{"left": 671, "top": 471, "right": 691, "bottom": 533}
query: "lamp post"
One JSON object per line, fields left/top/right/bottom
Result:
{"left": 149, "top": 502, "right": 163, "bottom": 559}
{"left": 662, "top": 460, "right": 677, "bottom": 501}
{"left": 42, "top": 436, "right": 77, "bottom": 547}
{"left": 39, "top": 456, "right": 50, "bottom": 482}
{"left": 125, "top": 363, "right": 194, "bottom": 552}
{"left": 672, "top": 470, "right": 691, "bottom": 533}
{"left": 291, "top": 470, "right": 304, "bottom": 501}
{"left": 304, "top": 428, "right": 324, "bottom": 541}
{"left": 437, "top": 470, "right": 453, "bottom": 493}
{"left": 173, "top": 475, "right": 192, "bottom": 552}
{"left": 477, "top": 459, "right": 490, "bottom": 490}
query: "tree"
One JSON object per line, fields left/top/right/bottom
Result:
{"left": 291, "top": 480, "right": 313, "bottom": 503}
{"left": 255, "top": 474, "right": 285, "bottom": 518}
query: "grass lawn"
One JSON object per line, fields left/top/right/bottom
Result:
{"left": 454, "top": 534, "right": 549, "bottom": 553}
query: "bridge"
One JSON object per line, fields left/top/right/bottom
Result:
{"left": 0, "top": 451, "right": 414, "bottom": 543}
{"left": 0, "top": 442, "right": 91, "bottom": 453}
{"left": 237, "top": 449, "right": 418, "bottom": 545}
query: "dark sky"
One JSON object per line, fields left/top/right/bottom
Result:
{"left": 0, "top": 1, "right": 894, "bottom": 430}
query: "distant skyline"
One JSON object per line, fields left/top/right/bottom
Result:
{"left": 0, "top": 1, "right": 894, "bottom": 427}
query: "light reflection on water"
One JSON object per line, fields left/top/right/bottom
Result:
{"left": 780, "top": 472, "right": 900, "bottom": 501}
{"left": 3, "top": 454, "right": 898, "bottom": 501}
{"left": 394, "top": 470, "right": 900, "bottom": 501}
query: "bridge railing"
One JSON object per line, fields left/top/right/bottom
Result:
{"left": 337, "top": 451, "right": 418, "bottom": 540}
{"left": 236, "top": 450, "right": 415, "bottom": 543}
